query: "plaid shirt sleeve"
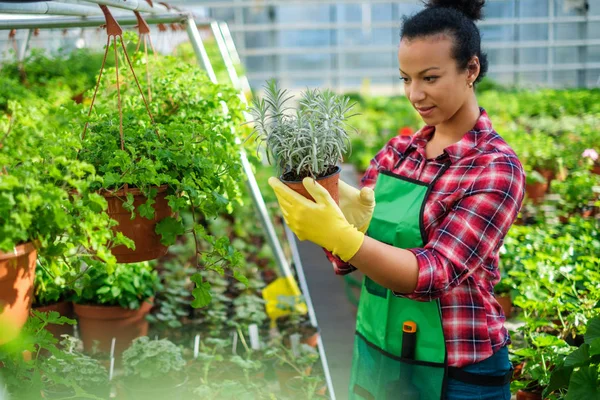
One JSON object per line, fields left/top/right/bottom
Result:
{"left": 396, "top": 155, "right": 525, "bottom": 301}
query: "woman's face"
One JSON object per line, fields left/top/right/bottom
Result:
{"left": 398, "top": 34, "right": 477, "bottom": 126}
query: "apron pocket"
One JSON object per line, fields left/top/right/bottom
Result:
{"left": 351, "top": 333, "right": 446, "bottom": 400}
{"left": 364, "top": 276, "right": 388, "bottom": 298}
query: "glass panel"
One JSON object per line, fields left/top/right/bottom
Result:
{"left": 589, "top": 46, "right": 600, "bottom": 63}
{"left": 481, "top": 25, "right": 516, "bottom": 42}
{"left": 278, "top": 30, "right": 332, "bottom": 47}
{"left": 517, "top": 71, "right": 548, "bottom": 86}
{"left": 486, "top": 48, "right": 517, "bottom": 66}
{"left": 554, "top": 46, "right": 580, "bottom": 64}
{"left": 586, "top": 70, "right": 600, "bottom": 87}
{"left": 485, "top": 0, "right": 517, "bottom": 18}
{"left": 554, "top": 0, "right": 588, "bottom": 16}
{"left": 281, "top": 54, "right": 331, "bottom": 72}
{"left": 339, "top": 28, "right": 395, "bottom": 46}
{"left": 341, "top": 52, "right": 395, "bottom": 70}
{"left": 273, "top": 4, "right": 331, "bottom": 23}
{"left": 588, "top": 22, "right": 600, "bottom": 39}
{"left": 554, "top": 22, "right": 585, "bottom": 40}
{"left": 519, "top": 0, "right": 549, "bottom": 17}
{"left": 486, "top": 72, "right": 516, "bottom": 87}
{"left": 518, "top": 24, "right": 549, "bottom": 41}
{"left": 552, "top": 70, "right": 578, "bottom": 87}
{"left": 519, "top": 48, "right": 548, "bottom": 64}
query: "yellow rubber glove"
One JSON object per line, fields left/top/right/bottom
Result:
{"left": 268, "top": 177, "right": 365, "bottom": 262}
{"left": 338, "top": 179, "right": 375, "bottom": 233}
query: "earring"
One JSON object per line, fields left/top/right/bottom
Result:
{"left": 468, "top": 82, "right": 473, "bottom": 88}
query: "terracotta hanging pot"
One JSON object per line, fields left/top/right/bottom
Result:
{"left": 516, "top": 389, "right": 543, "bottom": 400}
{"left": 592, "top": 164, "right": 600, "bottom": 175}
{"left": 103, "top": 186, "right": 173, "bottom": 263}
{"left": 32, "top": 301, "right": 74, "bottom": 340}
{"left": 0, "top": 243, "right": 37, "bottom": 345}
{"left": 73, "top": 299, "right": 153, "bottom": 356}
{"left": 281, "top": 166, "right": 341, "bottom": 204}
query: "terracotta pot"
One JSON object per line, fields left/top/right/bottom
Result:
{"left": 32, "top": 301, "right": 74, "bottom": 340}
{"left": 302, "top": 332, "right": 319, "bottom": 348}
{"left": 103, "top": 185, "right": 173, "bottom": 263}
{"left": 516, "top": 389, "right": 542, "bottom": 400}
{"left": 0, "top": 243, "right": 37, "bottom": 345}
{"left": 73, "top": 299, "right": 153, "bottom": 355}
{"left": 537, "top": 169, "right": 554, "bottom": 193}
{"left": 281, "top": 166, "right": 341, "bottom": 204}
{"left": 592, "top": 164, "right": 600, "bottom": 175}
{"left": 525, "top": 182, "right": 547, "bottom": 203}
{"left": 496, "top": 294, "right": 513, "bottom": 318}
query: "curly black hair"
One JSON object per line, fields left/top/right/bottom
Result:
{"left": 400, "top": 0, "right": 488, "bottom": 84}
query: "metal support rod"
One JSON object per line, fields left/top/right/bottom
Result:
{"left": 0, "top": 14, "right": 191, "bottom": 30}
{"left": 17, "top": 29, "right": 31, "bottom": 62}
{"left": 79, "top": 0, "right": 170, "bottom": 14}
{"left": 211, "top": 20, "right": 337, "bottom": 400}
{"left": 185, "top": 16, "right": 218, "bottom": 84}
{"left": 218, "top": 22, "right": 252, "bottom": 99}
{"left": 0, "top": 2, "right": 102, "bottom": 16}
{"left": 284, "top": 225, "right": 337, "bottom": 400}
{"left": 205, "top": 20, "right": 300, "bottom": 293}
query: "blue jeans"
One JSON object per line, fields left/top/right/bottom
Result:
{"left": 445, "top": 346, "right": 512, "bottom": 400}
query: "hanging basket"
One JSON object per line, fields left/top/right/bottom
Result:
{"left": 0, "top": 242, "right": 37, "bottom": 345}
{"left": 103, "top": 186, "right": 173, "bottom": 263}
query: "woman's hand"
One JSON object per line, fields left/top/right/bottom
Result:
{"left": 268, "top": 177, "right": 365, "bottom": 262}
{"left": 338, "top": 179, "right": 375, "bottom": 233}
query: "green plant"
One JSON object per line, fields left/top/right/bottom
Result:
{"left": 33, "top": 262, "right": 71, "bottom": 307}
{"left": 542, "top": 316, "right": 600, "bottom": 399}
{"left": 68, "top": 41, "right": 248, "bottom": 308}
{"left": 121, "top": 336, "right": 186, "bottom": 388}
{"left": 247, "top": 79, "right": 356, "bottom": 180}
{"left": 0, "top": 311, "right": 76, "bottom": 399}
{"left": 41, "top": 336, "right": 109, "bottom": 398}
{"left": 74, "top": 262, "right": 158, "bottom": 309}
{"left": 550, "top": 167, "right": 600, "bottom": 217}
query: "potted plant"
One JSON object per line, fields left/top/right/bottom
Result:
{"left": 0, "top": 102, "right": 119, "bottom": 345}
{"left": 72, "top": 261, "right": 159, "bottom": 355}
{"left": 247, "top": 79, "right": 356, "bottom": 203}
{"left": 550, "top": 166, "right": 600, "bottom": 220}
{"left": 120, "top": 336, "right": 187, "bottom": 399}
{"left": 31, "top": 262, "right": 76, "bottom": 341}
{"left": 540, "top": 316, "right": 600, "bottom": 398}
{"left": 41, "top": 336, "right": 110, "bottom": 399}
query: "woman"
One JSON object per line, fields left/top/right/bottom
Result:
{"left": 268, "top": 0, "right": 525, "bottom": 399}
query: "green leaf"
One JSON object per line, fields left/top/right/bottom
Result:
{"left": 155, "top": 217, "right": 185, "bottom": 246}
{"left": 190, "top": 273, "right": 212, "bottom": 308}
{"left": 544, "top": 366, "right": 574, "bottom": 396}
{"left": 138, "top": 198, "right": 156, "bottom": 220}
{"left": 585, "top": 317, "right": 600, "bottom": 345}
{"left": 567, "top": 366, "right": 600, "bottom": 400}
{"left": 590, "top": 338, "right": 600, "bottom": 357}
{"left": 564, "top": 344, "right": 590, "bottom": 368}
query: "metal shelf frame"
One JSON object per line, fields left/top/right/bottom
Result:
{"left": 0, "top": 6, "right": 336, "bottom": 400}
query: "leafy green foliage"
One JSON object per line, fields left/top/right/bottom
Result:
{"left": 73, "top": 262, "right": 158, "bottom": 309}
{"left": 248, "top": 79, "right": 356, "bottom": 179}
{"left": 121, "top": 337, "right": 186, "bottom": 383}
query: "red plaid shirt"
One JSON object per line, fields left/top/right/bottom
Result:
{"left": 330, "top": 108, "right": 525, "bottom": 367}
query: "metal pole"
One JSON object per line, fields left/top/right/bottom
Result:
{"left": 79, "top": 0, "right": 170, "bottom": 14}
{"left": 211, "top": 21, "right": 337, "bottom": 400}
{"left": 0, "top": 2, "right": 102, "bottom": 16}
{"left": 0, "top": 14, "right": 190, "bottom": 30}
{"left": 185, "top": 16, "right": 218, "bottom": 84}
{"left": 206, "top": 20, "right": 300, "bottom": 292}
{"left": 17, "top": 30, "right": 31, "bottom": 62}
{"left": 218, "top": 22, "right": 252, "bottom": 99}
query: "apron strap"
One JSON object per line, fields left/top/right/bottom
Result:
{"left": 447, "top": 366, "right": 513, "bottom": 387}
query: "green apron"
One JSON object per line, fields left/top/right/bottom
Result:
{"left": 349, "top": 169, "right": 448, "bottom": 400}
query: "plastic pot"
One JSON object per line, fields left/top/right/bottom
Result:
{"left": 103, "top": 185, "right": 172, "bottom": 263}
{"left": 516, "top": 389, "right": 543, "bottom": 400}
{"left": 496, "top": 294, "right": 513, "bottom": 318}
{"left": 0, "top": 242, "right": 37, "bottom": 345}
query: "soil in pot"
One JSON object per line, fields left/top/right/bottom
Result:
{"left": 73, "top": 300, "right": 153, "bottom": 356}
{"left": 103, "top": 185, "right": 173, "bottom": 263}
{"left": 0, "top": 242, "right": 37, "bottom": 345}
{"left": 281, "top": 166, "right": 341, "bottom": 204}
{"left": 32, "top": 301, "right": 75, "bottom": 341}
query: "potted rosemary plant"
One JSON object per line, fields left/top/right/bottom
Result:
{"left": 247, "top": 80, "right": 356, "bottom": 203}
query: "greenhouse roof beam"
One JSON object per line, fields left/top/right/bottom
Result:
{"left": 0, "top": 2, "right": 102, "bottom": 17}
{"left": 0, "top": 13, "right": 194, "bottom": 30}
{"left": 79, "top": 0, "right": 171, "bottom": 14}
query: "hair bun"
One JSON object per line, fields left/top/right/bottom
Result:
{"left": 424, "top": 0, "right": 485, "bottom": 21}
